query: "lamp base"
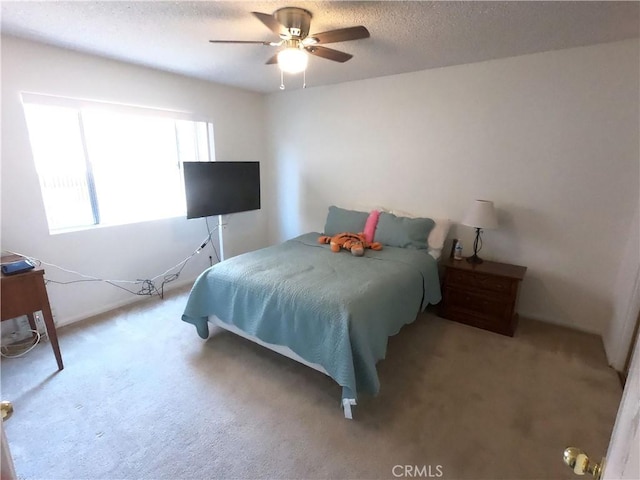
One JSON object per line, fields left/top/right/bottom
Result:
{"left": 466, "top": 254, "right": 484, "bottom": 264}
{"left": 467, "top": 227, "right": 484, "bottom": 264}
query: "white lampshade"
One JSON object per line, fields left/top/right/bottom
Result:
{"left": 462, "top": 200, "right": 498, "bottom": 229}
{"left": 277, "top": 47, "right": 308, "bottom": 74}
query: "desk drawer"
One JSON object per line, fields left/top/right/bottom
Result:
{"left": 1, "top": 274, "right": 43, "bottom": 320}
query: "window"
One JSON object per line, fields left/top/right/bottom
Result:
{"left": 22, "top": 94, "right": 213, "bottom": 232}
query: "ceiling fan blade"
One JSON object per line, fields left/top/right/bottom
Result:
{"left": 265, "top": 54, "right": 279, "bottom": 65}
{"left": 305, "top": 46, "right": 353, "bottom": 63}
{"left": 209, "top": 40, "right": 274, "bottom": 45}
{"left": 306, "top": 26, "right": 369, "bottom": 45}
{"left": 252, "top": 11, "right": 288, "bottom": 37}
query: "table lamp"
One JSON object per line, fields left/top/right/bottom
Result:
{"left": 462, "top": 200, "right": 498, "bottom": 264}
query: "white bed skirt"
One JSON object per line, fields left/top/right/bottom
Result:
{"left": 207, "top": 315, "right": 357, "bottom": 419}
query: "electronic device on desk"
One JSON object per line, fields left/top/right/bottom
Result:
{"left": 1, "top": 259, "right": 35, "bottom": 275}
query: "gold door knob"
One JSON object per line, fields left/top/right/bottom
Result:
{"left": 563, "top": 447, "right": 604, "bottom": 479}
{"left": 0, "top": 401, "right": 13, "bottom": 422}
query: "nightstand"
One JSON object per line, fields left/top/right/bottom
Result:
{"left": 439, "top": 257, "right": 527, "bottom": 336}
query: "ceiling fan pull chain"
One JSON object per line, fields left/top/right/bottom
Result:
{"left": 280, "top": 70, "right": 285, "bottom": 90}
{"left": 303, "top": 70, "right": 306, "bottom": 89}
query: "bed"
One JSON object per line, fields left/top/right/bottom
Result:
{"left": 182, "top": 207, "right": 447, "bottom": 418}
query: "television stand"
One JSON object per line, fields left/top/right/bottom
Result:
{"left": 217, "top": 214, "right": 226, "bottom": 261}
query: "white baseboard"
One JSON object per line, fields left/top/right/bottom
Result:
{"left": 518, "top": 310, "right": 602, "bottom": 336}
{"left": 54, "top": 277, "right": 195, "bottom": 328}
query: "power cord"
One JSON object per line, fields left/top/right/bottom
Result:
{"left": 5, "top": 219, "right": 220, "bottom": 300}
{"left": 205, "top": 216, "right": 221, "bottom": 263}
{"left": 0, "top": 329, "right": 41, "bottom": 358}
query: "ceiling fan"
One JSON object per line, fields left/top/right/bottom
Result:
{"left": 209, "top": 7, "right": 370, "bottom": 76}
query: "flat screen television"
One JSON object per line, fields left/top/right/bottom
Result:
{"left": 183, "top": 161, "right": 261, "bottom": 218}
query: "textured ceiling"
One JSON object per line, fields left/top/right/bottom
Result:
{"left": 1, "top": 1, "right": 638, "bottom": 93}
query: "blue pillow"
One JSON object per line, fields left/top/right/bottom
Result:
{"left": 323, "top": 206, "right": 369, "bottom": 236}
{"left": 375, "top": 212, "right": 435, "bottom": 249}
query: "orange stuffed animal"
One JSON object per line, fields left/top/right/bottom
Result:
{"left": 318, "top": 232, "right": 383, "bottom": 256}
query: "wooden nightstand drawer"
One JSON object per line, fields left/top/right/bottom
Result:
{"left": 445, "top": 287, "right": 512, "bottom": 319}
{"left": 441, "top": 307, "right": 518, "bottom": 336}
{"left": 447, "top": 269, "right": 514, "bottom": 295}
{"left": 439, "top": 258, "right": 527, "bottom": 337}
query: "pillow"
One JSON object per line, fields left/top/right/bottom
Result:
{"left": 374, "top": 212, "right": 435, "bottom": 249}
{"left": 363, "top": 210, "right": 380, "bottom": 243}
{"left": 323, "top": 206, "right": 369, "bottom": 236}
{"left": 351, "top": 204, "right": 389, "bottom": 214}
{"left": 389, "top": 209, "right": 450, "bottom": 259}
{"left": 426, "top": 219, "right": 451, "bottom": 260}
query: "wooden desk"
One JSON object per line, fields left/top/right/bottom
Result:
{"left": 0, "top": 258, "right": 63, "bottom": 370}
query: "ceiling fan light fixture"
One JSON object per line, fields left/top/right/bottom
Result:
{"left": 277, "top": 47, "right": 308, "bottom": 74}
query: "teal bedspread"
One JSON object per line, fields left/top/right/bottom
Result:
{"left": 182, "top": 232, "right": 441, "bottom": 401}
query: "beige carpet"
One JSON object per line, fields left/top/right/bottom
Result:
{"left": 1, "top": 285, "right": 622, "bottom": 480}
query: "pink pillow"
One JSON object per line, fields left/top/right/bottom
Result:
{"left": 363, "top": 210, "right": 380, "bottom": 243}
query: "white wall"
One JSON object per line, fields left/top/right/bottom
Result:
{"left": 1, "top": 36, "right": 269, "bottom": 326}
{"left": 603, "top": 204, "right": 640, "bottom": 370}
{"left": 265, "top": 39, "right": 640, "bottom": 336}
{"left": 3, "top": 34, "right": 638, "bottom": 352}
